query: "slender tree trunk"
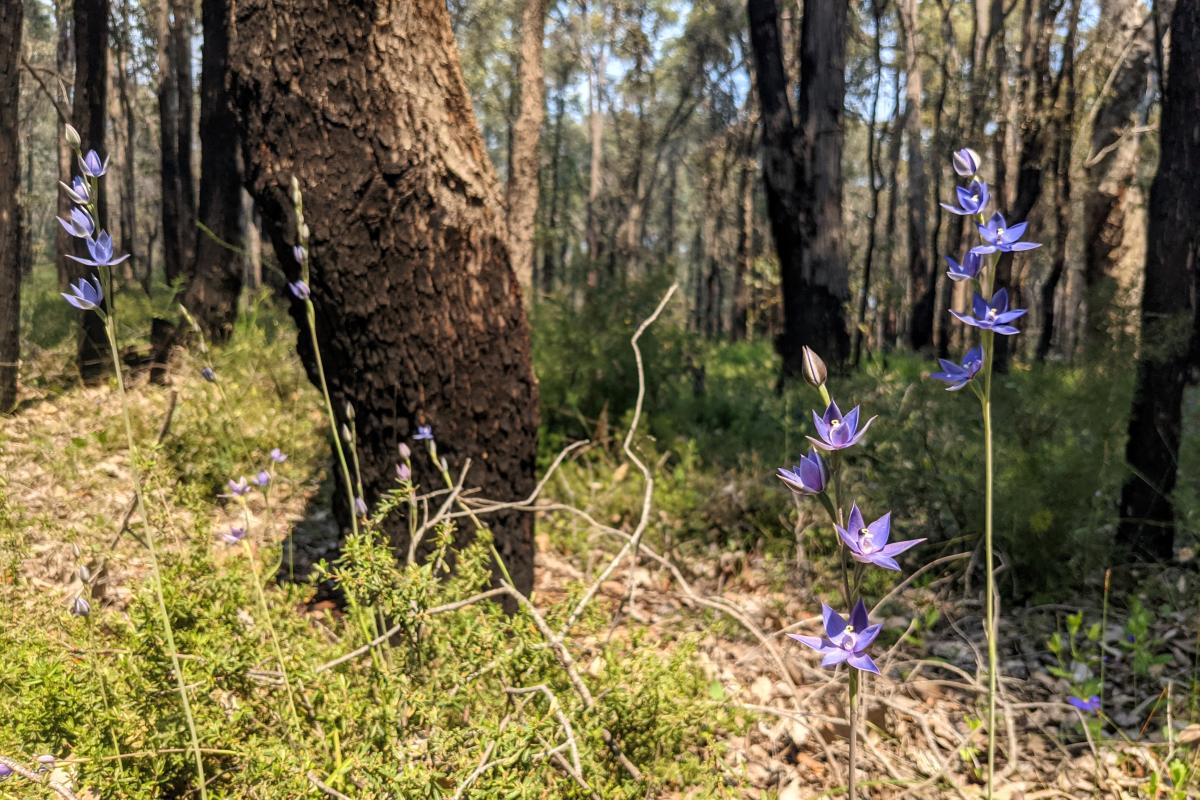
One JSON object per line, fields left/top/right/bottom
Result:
{"left": 0, "top": 0, "right": 22, "bottom": 412}
{"left": 179, "top": 0, "right": 245, "bottom": 342}
{"left": 1083, "top": 0, "right": 1156, "bottom": 353}
{"left": 1116, "top": 0, "right": 1199, "bottom": 562}
{"left": 174, "top": 0, "right": 196, "bottom": 271}
{"left": 899, "top": 0, "right": 933, "bottom": 350}
{"left": 55, "top": 0, "right": 74, "bottom": 290}
{"left": 505, "top": 0, "right": 548, "bottom": 296}
{"left": 585, "top": 8, "right": 606, "bottom": 274}
{"left": 731, "top": 151, "right": 754, "bottom": 341}
{"left": 853, "top": 0, "right": 886, "bottom": 367}
{"left": 71, "top": 0, "right": 109, "bottom": 383}
{"left": 115, "top": 0, "right": 138, "bottom": 273}
{"left": 157, "top": 0, "right": 184, "bottom": 285}
{"left": 228, "top": 0, "right": 540, "bottom": 594}
{"left": 541, "top": 73, "right": 566, "bottom": 294}
{"left": 747, "top": 0, "right": 849, "bottom": 373}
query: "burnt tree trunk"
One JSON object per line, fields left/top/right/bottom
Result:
{"left": 71, "top": 0, "right": 109, "bottom": 383}
{"left": 747, "top": 0, "right": 849, "bottom": 374}
{"left": 0, "top": 0, "right": 22, "bottom": 412}
{"left": 899, "top": 0, "right": 934, "bottom": 351}
{"left": 505, "top": 0, "right": 548, "bottom": 297}
{"left": 228, "top": 0, "right": 540, "bottom": 594}
{"left": 180, "top": 0, "right": 245, "bottom": 341}
{"left": 1116, "top": 0, "right": 1200, "bottom": 562}
{"left": 158, "top": 0, "right": 194, "bottom": 286}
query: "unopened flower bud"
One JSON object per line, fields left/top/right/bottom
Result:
{"left": 200, "top": 366, "right": 217, "bottom": 383}
{"left": 398, "top": 442, "right": 411, "bottom": 460}
{"left": 0, "top": 763, "right": 11, "bottom": 780}
{"left": 36, "top": 755, "right": 55, "bottom": 771}
{"left": 341, "top": 424, "right": 353, "bottom": 445}
{"left": 78, "top": 564, "right": 91, "bottom": 583}
{"left": 64, "top": 124, "right": 81, "bottom": 149}
{"left": 71, "top": 596, "right": 90, "bottom": 617}
{"left": 396, "top": 463, "right": 411, "bottom": 481}
{"left": 290, "top": 176, "right": 301, "bottom": 206}
{"left": 355, "top": 497, "right": 368, "bottom": 516}
{"left": 299, "top": 223, "right": 310, "bottom": 243}
{"left": 801, "top": 346, "right": 827, "bottom": 388}
{"left": 951, "top": 147, "right": 981, "bottom": 178}
{"left": 344, "top": 402, "right": 354, "bottom": 421}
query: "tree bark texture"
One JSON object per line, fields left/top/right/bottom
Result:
{"left": 228, "top": 0, "right": 540, "bottom": 594}
{"left": 505, "top": 0, "right": 548, "bottom": 297}
{"left": 1116, "top": 0, "right": 1200, "bottom": 562}
{"left": 0, "top": 0, "right": 22, "bottom": 412}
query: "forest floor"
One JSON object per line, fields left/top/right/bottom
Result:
{"left": 2, "top": 336, "right": 1198, "bottom": 798}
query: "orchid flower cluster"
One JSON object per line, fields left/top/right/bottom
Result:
{"left": 778, "top": 347, "right": 925, "bottom": 798}
{"left": 931, "top": 147, "right": 1037, "bottom": 798}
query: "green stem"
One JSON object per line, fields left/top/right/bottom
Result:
{"left": 102, "top": 315, "right": 208, "bottom": 799}
{"left": 848, "top": 668, "right": 859, "bottom": 800}
{"left": 980, "top": 329, "right": 997, "bottom": 800}
{"left": 239, "top": 532, "right": 302, "bottom": 735}
{"left": 303, "top": 301, "right": 359, "bottom": 540}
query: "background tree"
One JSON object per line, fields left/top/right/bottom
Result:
{"left": 0, "top": 0, "right": 21, "bottom": 412}
{"left": 228, "top": 0, "right": 541, "bottom": 593}
{"left": 506, "top": 0, "right": 550, "bottom": 296}
{"left": 1116, "top": 0, "right": 1199, "bottom": 562}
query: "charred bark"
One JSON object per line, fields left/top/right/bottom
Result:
{"left": 0, "top": 0, "right": 22, "bottom": 412}
{"left": 1116, "top": 0, "right": 1200, "bottom": 562}
{"left": 228, "top": 0, "right": 540, "bottom": 594}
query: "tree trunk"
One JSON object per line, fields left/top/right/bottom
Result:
{"left": 71, "top": 0, "right": 109, "bottom": 383}
{"left": 115, "top": 0, "right": 138, "bottom": 276}
{"left": 505, "top": 0, "right": 548, "bottom": 296}
{"left": 157, "top": 0, "right": 184, "bottom": 285}
{"left": 180, "top": 0, "right": 245, "bottom": 342}
{"left": 174, "top": 0, "right": 196, "bottom": 271}
{"left": 747, "top": 0, "right": 849, "bottom": 374}
{"left": 55, "top": 0, "right": 73, "bottom": 291}
{"left": 540, "top": 69, "right": 566, "bottom": 294}
{"left": 899, "top": 0, "right": 933, "bottom": 350}
{"left": 1082, "top": 0, "right": 1156, "bottom": 353}
{"left": 730, "top": 152, "right": 754, "bottom": 341}
{"left": 0, "top": 0, "right": 22, "bottom": 413}
{"left": 228, "top": 0, "right": 540, "bottom": 595}
{"left": 853, "top": 0, "right": 886, "bottom": 367}
{"left": 585, "top": 11, "right": 606, "bottom": 275}
{"left": 1116, "top": 0, "right": 1200, "bottom": 562}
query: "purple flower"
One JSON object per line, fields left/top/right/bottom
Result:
{"left": 65, "top": 231, "right": 130, "bottom": 269}
{"left": 289, "top": 280, "right": 310, "bottom": 300}
{"left": 939, "top": 179, "right": 989, "bottom": 216}
{"left": 270, "top": 448, "right": 287, "bottom": 463}
{"left": 293, "top": 245, "right": 307, "bottom": 264}
{"left": 78, "top": 149, "right": 109, "bottom": 177}
{"left": 200, "top": 366, "right": 217, "bottom": 382}
{"left": 62, "top": 276, "right": 104, "bottom": 311}
{"left": 807, "top": 401, "right": 876, "bottom": 452}
{"left": 396, "top": 462, "right": 412, "bottom": 481}
{"left": 971, "top": 212, "right": 1041, "bottom": 255}
{"left": 221, "top": 527, "right": 247, "bottom": 545}
{"left": 35, "top": 755, "right": 55, "bottom": 771}
{"left": 950, "top": 289, "right": 1027, "bottom": 336}
{"left": 414, "top": 425, "right": 434, "bottom": 441}
{"left": 836, "top": 505, "right": 925, "bottom": 571}
{"left": 227, "top": 477, "right": 251, "bottom": 496}
{"left": 788, "top": 600, "right": 882, "bottom": 674}
{"left": 398, "top": 442, "right": 411, "bottom": 460}
{"left": 1067, "top": 695, "right": 1101, "bottom": 714}
{"left": 0, "top": 763, "right": 11, "bottom": 780}
{"left": 60, "top": 175, "right": 91, "bottom": 205}
{"left": 252, "top": 470, "right": 271, "bottom": 487}
{"left": 952, "top": 147, "right": 981, "bottom": 177}
{"left": 930, "top": 346, "right": 984, "bottom": 391}
{"left": 777, "top": 449, "right": 826, "bottom": 495}
{"left": 355, "top": 497, "right": 368, "bottom": 516}
{"left": 71, "top": 596, "right": 91, "bottom": 617}
{"left": 57, "top": 206, "right": 95, "bottom": 239}
{"left": 945, "top": 251, "right": 982, "bottom": 282}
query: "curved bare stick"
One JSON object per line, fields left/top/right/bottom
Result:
{"left": 0, "top": 756, "right": 80, "bottom": 800}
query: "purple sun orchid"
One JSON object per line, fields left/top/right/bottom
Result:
{"left": 288, "top": 280, "right": 310, "bottom": 300}
{"left": 807, "top": 400, "right": 876, "bottom": 452}
{"left": 222, "top": 527, "right": 247, "bottom": 545}
{"left": 227, "top": 477, "right": 251, "bottom": 496}
{"left": 78, "top": 150, "right": 109, "bottom": 178}
{"left": 952, "top": 147, "right": 982, "bottom": 177}
{"left": 836, "top": 505, "right": 926, "bottom": 571}
{"left": 777, "top": 449, "right": 827, "bottom": 495}
{"left": 71, "top": 595, "right": 91, "bottom": 617}
{"left": 971, "top": 212, "right": 1041, "bottom": 255}
{"left": 939, "top": 179, "right": 989, "bottom": 216}
{"left": 1067, "top": 695, "right": 1101, "bottom": 714}
{"left": 931, "top": 346, "right": 984, "bottom": 391}
{"left": 293, "top": 245, "right": 307, "bottom": 264}
{"left": 270, "top": 448, "right": 287, "bottom": 463}
{"left": 396, "top": 462, "right": 412, "bottom": 481}
{"left": 65, "top": 231, "right": 129, "bottom": 269}
{"left": 789, "top": 600, "right": 882, "bottom": 674}
{"left": 0, "top": 763, "right": 11, "bottom": 780}
{"left": 62, "top": 276, "right": 104, "bottom": 311}
{"left": 945, "top": 251, "right": 983, "bottom": 282}
{"left": 414, "top": 425, "right": 434, "bottom": 441}
{"left": 950, "top": 289, "right": 1028, "bottom": 336}
{"left": 200, "top": 366, "right": 217, "bottom": 382}
{"left": 57, "top": 206, "right": 95, "bottom": 239}
{"left": 60, "top": 175, "right": 92, "bottom": 205}
{"left": 355, "top": 496, "right": 369, "bottom": 516}
{"left": 252, "top": 470, "right": 271, "bottom": 487}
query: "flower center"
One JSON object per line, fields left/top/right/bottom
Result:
{"left": 829, "top": 419, "right": 841, "bottom": 429}
{"left": 860, "top": 527, "right": 877, "bottom": 553}
{"left": 986, "top": 308, "right": 998, "bottom": 320}
{"left": 996, "top": 227, "right": 1005, "bottom": 239}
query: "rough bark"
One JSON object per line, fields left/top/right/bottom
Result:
{"left": 1116, "top": 0, "right": 1200, "bottom": 562}
{"left": 228, "top": 0, "right": 540, "bottom": 594}
{"left": 115, "top": 0, "right": 138, "bottom": 274}
{"left": 0, "top": 0, "right": 22, "bottom": 412}
{"left": 747, "top": 0, "right": 849, "bottom": 374}
{"left": 1082, "top": 0, "right": 1157, "bottom": 352}
{"left": 540, "top": 68, "right": 567, "bottom": 294}
{"left": 853, "top": 0, "right": 886, "bottom": 367}
{"left": 505, "top": 0, "right": 548, "bottom": 297}
{"left": 899, "top": 0, "right": 933, "bottom": 350}
{"left": 157, "top": 0, "right": 184, "bottom": 285}
{"left": 71, "top": 0, "right": 109, "bottom": 383}
{"left": 730, "top": 151, "right": 754, "bottom": 341}
{"left": 181, "top": 0, "right": 245, "bottom": 342}
{"left": 55, "top": 0, "right": 73, "bottom": 291}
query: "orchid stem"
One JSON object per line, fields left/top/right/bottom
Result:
{"left": 848, "top": 667, "right": 859, "bottom": 800}
{"left": 980, "top": 328, "right": 997, "bottom": 800}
